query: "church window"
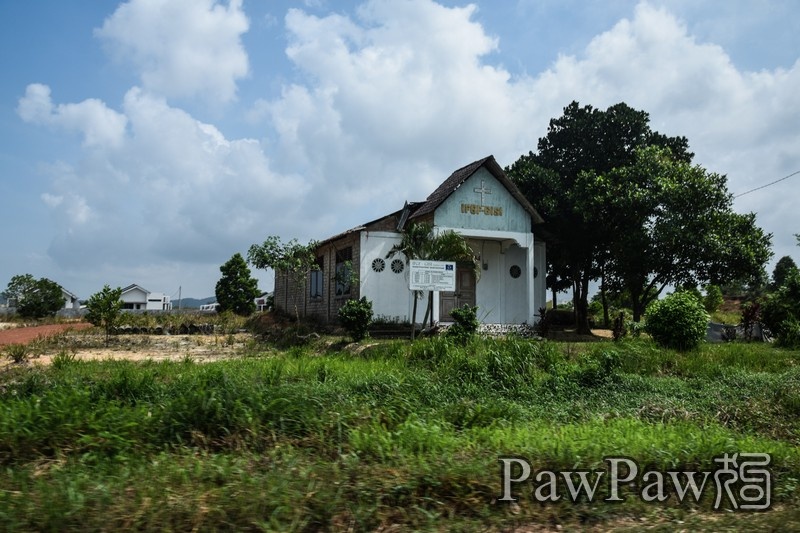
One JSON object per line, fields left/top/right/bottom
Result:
{"left": 309, "top": 256, "right": 324, "bottom": 299}
{"left": 371, "top": 258, "right": 385, "bottom": 273}
{"left": 509, "top": 265, "right": 521, "bottom": 279}
{"left": 391, "top": 259, "right": 405, "bottom": 274}
{"left": 335, "top": 247, "right": 353, "bottom": 296}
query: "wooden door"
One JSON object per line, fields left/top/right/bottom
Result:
{"left": 440, "top": 267, "right": 476, "bottom": 321}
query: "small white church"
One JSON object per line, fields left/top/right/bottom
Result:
{"left": 273, "top": 156, "right": 547, "bottom": 325}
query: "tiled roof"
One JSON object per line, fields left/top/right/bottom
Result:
{"left": 314, "top": 156, "right": 544, "bottom": 248}
{"left": 409, "top": 156, "right": 492, "bottom": 219}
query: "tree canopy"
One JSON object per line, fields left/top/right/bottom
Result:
{"left": 215, "top": 253, "right": 260, "bottom": 316}
{"left": 506, "top": 101, "right": 771, "bottom": 329}
{"left": 248, "top": 236, "right": 319, "bottom": 321}
{"left": 85, "top": 285, "right": 123, "bottom": 345}
{"left": 3, "top": 274, "right": 65, "bottom": 319}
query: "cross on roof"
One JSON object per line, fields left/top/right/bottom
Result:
{"left": 473, "top": 179, "right": 492, "bottom": 206}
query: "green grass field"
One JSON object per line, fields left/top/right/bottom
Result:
{"left": 1, "top": 333, "right": 799, "bottom": 531}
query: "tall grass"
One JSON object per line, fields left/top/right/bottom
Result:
{"left": 1, "top": 337, "right": 800, "bottom": 530}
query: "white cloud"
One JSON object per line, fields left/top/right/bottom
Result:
{"left": 95, "top": 0, "right": 250, "bottom": 103}
{"left": 32, "top": 86, "right": 308, "bottom": 279}
{"left": 18, "top": 84, "right": 128, "bottom": 148}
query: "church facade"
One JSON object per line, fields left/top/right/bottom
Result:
{"left": 273, "top": 156, "right": 547, "bottom": 325}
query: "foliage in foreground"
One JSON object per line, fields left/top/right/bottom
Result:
{"left": 337, "top": 297, "right": 373, "bottom": 341}
{"left": 1, "top": 336, "right": 799, "bottom": 530}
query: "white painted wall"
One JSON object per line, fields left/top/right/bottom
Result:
{"left": 359, "top": 231, "right": 432, "bottom": 324}
{"left": 503, "top": 244, "right": 529, "bottom": 323}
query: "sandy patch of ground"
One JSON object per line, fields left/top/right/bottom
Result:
{"left": 2, "top": 332, "right": 257, "bottom": 368}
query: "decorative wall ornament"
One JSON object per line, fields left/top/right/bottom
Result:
{"left": 391, "top": 259, "right": 405, "bottom": 274}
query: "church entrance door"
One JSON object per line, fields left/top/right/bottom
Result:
{"left": 440, "top": 267, "right": 476, "bottom": 322}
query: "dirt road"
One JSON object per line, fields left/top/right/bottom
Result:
{"left": 0, "top": 323, "right": 92, "bottom": 346}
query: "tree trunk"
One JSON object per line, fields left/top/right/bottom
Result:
{"left": 551, "top": 286, "right": 558, "bottom": 309}
{"left": 600, "top": 273, "right": 610, "bottom": 328}
{"left": 575, "top": 276, "right": 592, "bottom": 334}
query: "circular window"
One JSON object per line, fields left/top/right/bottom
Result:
{"left": 371, "top": 258, "right": 385, "bottom": 273}
{"left": 509, "top": 265, "right": 522, "bottom": 279}
{"left": 391, "top": 259, "right": 405, "bottom": 274}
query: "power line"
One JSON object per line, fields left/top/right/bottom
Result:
{"left": 734, "top": 170, "right": 800, "bottom": 198}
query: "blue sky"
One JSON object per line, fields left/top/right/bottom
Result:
{"left": 1, "top": 0, "right": 798, "bottom": 300}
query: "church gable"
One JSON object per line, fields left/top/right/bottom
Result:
{"left": 408, "top": 155, "right": 542, "bottom": 234}
{"left": 434, "top": 166, "right": 532, "bottom": 233}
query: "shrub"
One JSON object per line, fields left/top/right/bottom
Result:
{"left": 4, "top": 344, "right": 28, "bottom": 364}
{"left": 644, "top": 291, "right": 709, "bottom": 350}
{"left": 776, "top": 317, "right": 800, "bottom": 348}
{"left": 761, "top": 274, "right": 800, "bottom": 339}
{"left": 338, "top": 297, "right": 373, "bottom": 342}
{"left": 740, "top": 301, "right": 762, "bottom": 341}
{"left": 444, "top": 304, "right": 479, "bottom": 345}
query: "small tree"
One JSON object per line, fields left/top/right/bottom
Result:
{"left": 386, "top": 223, "right": 478, "bottom": 338}
{"left": 248, "top": 236, "right": 319, "bottom": 322}
{"left": 215, "top": 253, "right": 260, "bottom": 316}
{"left": 85, "top": 285, "right": 123, "bottom": 345}
{"left": 4, "top": 274, "right": 64, "bottom": 319}
{"left": 771, "top": 256, "right": 798, "bottom": 290}
{"left": 703, "top": 284, "right": 723, "bottom": 314}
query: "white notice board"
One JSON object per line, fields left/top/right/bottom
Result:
{"left": 409, "top": 260, "right": 456, "bottom": 291}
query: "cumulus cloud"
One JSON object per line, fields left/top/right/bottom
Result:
{"left": 95, "top": 0, "right": 250, "bottom": 103}
{"left": 29, "top": 86, "right": 307, "bottom": 277}
{"left": 18, "top": 84, "right": 128, "bottom": 148}
{"left": 262, "top": 0, "right": 799, "bottom": 256}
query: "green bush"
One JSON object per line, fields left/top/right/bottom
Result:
{"left": 762, "top": 273, "right": 800, "bottom": 338}
{"left": 644, "top": 291, "right": 709, "bottom": 350}
{"left": 338, "top": 297, "right": 373, "bottom": 342}
{"left": 776, "top": 317, "right": 800, "bottom": 348}
{"left": 444, "top": 304, "right": 479, "bottom": 345}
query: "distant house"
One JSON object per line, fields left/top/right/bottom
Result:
{"left": 120, "top": 284, "right": 172, "bottom": 311}
{"left": 61, "top": 287, "right": 80, "bottom": 310}
{"left": 255, "top": 292, "right": 272, "bottom": 312}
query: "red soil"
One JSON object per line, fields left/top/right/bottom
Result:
{"left": 0, "top": 323, "right": 92, "bottom": 346}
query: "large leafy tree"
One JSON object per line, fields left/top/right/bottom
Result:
{"left": 3, "top": 274, "right": 64, "bottom": 319}
{"left": 215, "top": 253, "right": 260, "bottom": 316}
{"left": 248, "top": 236, "right": 319, "bottom": 322}
{"left": 506, "top": 101, "right": 692, "bottom": 332}
{"left": 591, "top": 147, "right": 772, "bottom": 321}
